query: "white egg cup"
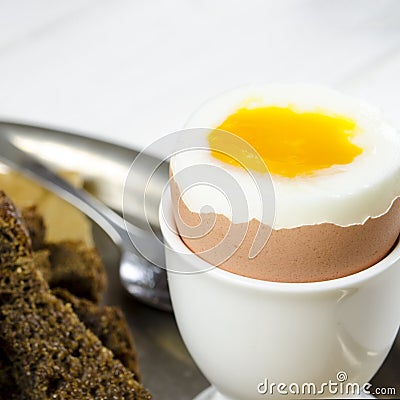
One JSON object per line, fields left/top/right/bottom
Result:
{"left": 160, "top": 190, "right": 400, "bottom": 400}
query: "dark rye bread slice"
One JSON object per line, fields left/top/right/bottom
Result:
{"left": 0, "top": 191, "right": 151, "bottom": 399}
{"left": 6, "top": 202, "right": 140, "bottom": 382}
{"left": 0, "top": 286, "right": 152, "bottom": 399}
{"left": 0, "top": 287, "right": 142, "bottom": 398}
{"left": 0, "top": 192, "right": 32, "bottom": 266}
{"left": 33, "top": 245, "right": 107, "bottom": 307}
{"left": 21, "top": 205, "right": 46, "bottom": 251}
{"left": 52, "top": 288, "right": 141, "bottom": 381}
{"left": 21, "top": 205, "right": 106, "bottom": 304}
{"left": 44, "top": 240, "right": 107, "bottom": 304}
{"left": 0, "top": 279, "right": 142, "bottom": 397}
{"left": 0, "top": 256, "right": 141, "bottom": 379}
{"left": 33, "top": 249, "right": 51, "bottom": 281}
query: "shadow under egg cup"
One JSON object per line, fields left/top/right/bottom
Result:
{"left": 160, "top": 190, "right": 400, "bottom": 400}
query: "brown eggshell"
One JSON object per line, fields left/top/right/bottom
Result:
{"left": 170, "top": 178, "right": 400, "bottom": 283}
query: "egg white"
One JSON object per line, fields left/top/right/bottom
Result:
{"left": 170, "top": 84, "right": 400, "bottom": 228}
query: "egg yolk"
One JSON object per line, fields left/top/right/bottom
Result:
{"left": 209, "top": 106, "right": 362, "bottom": 177}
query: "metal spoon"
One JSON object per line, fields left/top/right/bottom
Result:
{"left": 0, "top": 134, "right": 171, "bottom": 311}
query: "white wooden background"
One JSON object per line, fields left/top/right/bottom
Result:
{"left": 0, "top": 0, "right": 399, "bottom": 155}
